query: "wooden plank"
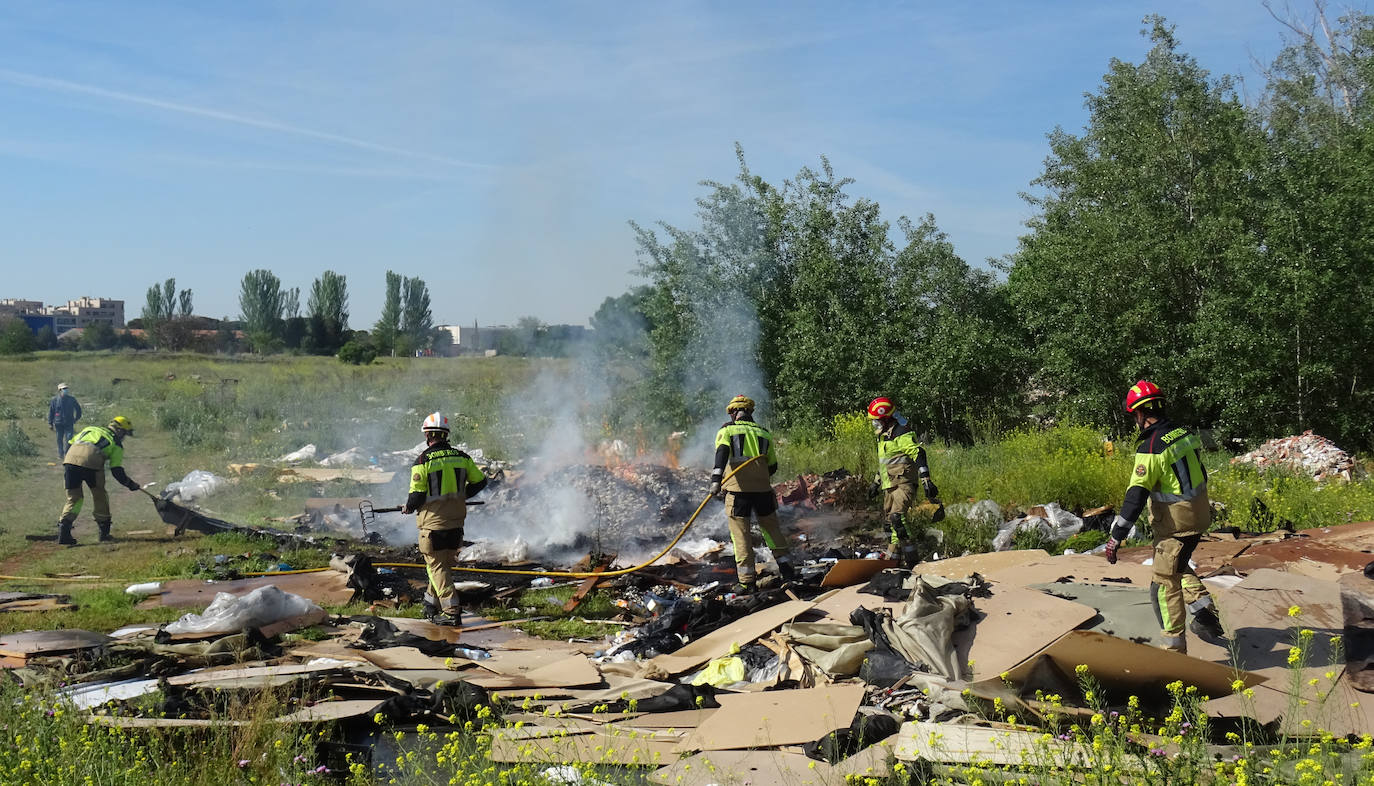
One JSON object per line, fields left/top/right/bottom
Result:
{"left": 563, "top": 562, "right": 610, "bottom": 613}
{"left": 895, "top": 721, "right": 1095, "bottom": 765}
{"left": 489, "top": 727, "right": 682, "bottom": 765}
{"left": 0, "top": 629, "right": 109, "bottom": 657}
{"left": 276, "top": 699, "right": 385, "bottom": 723}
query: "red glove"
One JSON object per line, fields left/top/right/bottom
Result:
{"left": 1104, "top": 537, "right": 1120, "bottom": 564}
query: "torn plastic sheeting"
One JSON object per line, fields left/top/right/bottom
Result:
{"left": 458, "top": 538, "right": 530, "bottom": 564}
{"left": 277, "top": 444, "right": 317, "bottom": 464}
{"left": 163, "top": 470, "right": 229, "bottom": 503}
{"left": 320, "top": 447, "right": 370, "bottom": 468}
{"left": 863, "top": 576, "right": 974, "bottom": 681}
{"left": 164, "top": 585, "right": 323, "bottom": 636}
{"left": 991, "top": 503, "right": 1083, "bottom": 551}
{"left": 61, "top": 678, "right": 159, "bottom": 710}
{"left": 944, "top": 499, "right": 1004, "bottom": 528}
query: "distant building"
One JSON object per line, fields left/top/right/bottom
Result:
{"left": 47, "top": 297, "right": 125, "bottom": 331}
{"left": 437, "top": 323, "right": 515, "bottom": 354}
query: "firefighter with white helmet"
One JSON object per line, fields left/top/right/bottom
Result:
{"left": 867, "top": 397, "right": 938, "bottom": 567}
{"left": 709, "top": 395, "right": 796, "bottom": 592}
{"left": 403, "top": 412, "right": 487, "bottom": 626}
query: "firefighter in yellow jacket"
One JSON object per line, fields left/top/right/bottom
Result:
{"left": 1105, "top": 381, "right": 1226, "bottom": 653}
{"left": 709, "top": 395, "right": 796, "bottom": 593}
{"left": 867, "top": 397, "right": 938, "bottom": 567}
{"left": 403, "top": 412, "right": 487, "bottom": 626}
{"left": 58, "top": 416, "right": 140, "bottom": 546}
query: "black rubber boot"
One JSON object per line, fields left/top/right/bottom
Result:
{"left": 1190, "top": 604, "right": 1226, "bottom": 643}
{"left": 899, "top": 543, "right": 921, "bottom": 569}
{"left": 422, "top": 601, "right": 440, "bottom": 621}
{"left": 731, "top": 581, "right": 756, "bottom": 595}
{"left": 433, "top": 609, "right": 462, "bottom": 627}
{"left": 57, "top": 520, "right": 77, "bottom": 547}
{"left": 97, "top": 521, "right": 113, "bottom": 543}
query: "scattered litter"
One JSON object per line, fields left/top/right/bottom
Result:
{"left": 124, "top": 582, "right": 162, "bottom": 596}
{"left": 277, "top": 444, "right": 317, "bottom": 464}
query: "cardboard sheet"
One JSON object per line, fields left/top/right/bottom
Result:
{"left": 911, "top": 549, "right": 1051, "bottom": 580}
{"left": 809, "top": 585, "right": 905, "bottom": 623}
{"left": 895, "top": 720, "right": 1093, "bottom": 765}
{"left": 982, "top": 630, "right": 1264, "bottom": 701}
{"left": 464, "top": 655, "right": 601, "bottom": 689}
{"left": 679, "top": 684, "right": 865, "bottom": 751}
{"left": 489, "top": 727, "right": 682, "bottom": 765}
{"left": 980, "top": 553, "right": 1154, "bottom": 588}
{"left": 955, "top": 585, "right": 1097, "bottom": 681}
{"left": 820, "top": 559, "right": 898, "bottom": 587}
{"left": 0, "top": 629, "right": 110, "bottom": 658}
{"left": 650, "top": 600, "right": 815, "bottom": 675}
{"left": 353, "top": 646, "right": 469, "bottom": 671}
{"left": 141, "top": 572, "right": 353, "bottom": 609}
{"left": 1204, "top": 666, "right": 1374, "bottom": 737}
{"left": 610, "top": 708, "right": 716, "bottom": 729}
{"left": 275, "top": 699, "right": 384, "bottom": 723}
{"left": 1217, "top": 568, "right": 1344, "bottom": 675}
{"left": 649, "top": 749, "right": 840, "bottom": 786}
{"left": 167, "top": 662, "right": 361, "bottom": 687}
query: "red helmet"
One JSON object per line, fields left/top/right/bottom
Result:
{"left": 867, "top": 397, "right": 895, "bottom": 420}
{"left": 1124, "top": 380, "right": 1163, "bottom": 412}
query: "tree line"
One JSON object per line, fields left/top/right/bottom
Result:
{"left": 594, "top": 12, "right": 1374, "bottom": 451}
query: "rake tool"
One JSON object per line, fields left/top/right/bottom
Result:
{"left": 358, "top": 498, "right": 484, "bottom": 539}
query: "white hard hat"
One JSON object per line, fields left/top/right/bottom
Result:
{"left": 422, "top": 412, "right": 450, "bottom": 433}
{"left": 57, "top": 383, "right": 69, "bottom": 390}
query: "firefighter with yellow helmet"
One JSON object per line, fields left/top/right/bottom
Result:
{"left": 58, "top": 415, "right": 140, "bottom": 546}
{"left": 709, "top": 395, "right": 796, "bottom": 592}
{"left": 867, "top": 397, "right": 938, "bottom": 567}
{"left": 403, "top": 412, "right": 488, "bottom": 626}
{"left": 1105, "top": 381, "right": 1225, "bottom": 653}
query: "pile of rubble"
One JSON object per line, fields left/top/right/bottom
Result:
{"left": 5, "top": 518, "right": 1371, "bottom": 781}
{"left": 1232, "top": 430, "right": 1364, "bottom": 483}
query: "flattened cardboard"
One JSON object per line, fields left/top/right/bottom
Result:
{"left": 142, "top": 572, "right": 352, "bottom": 609}
{"left": 679, "top": 684, "right": 865, "bottom": 751}
{"left": 610, "top": 708, "right": 716, "bottom": 729}
{"left": 167, "top": 662, "right": 360, "bottom": 688}
{"left": 0, "top": 597, "right": 75, "bottom": 613}
{"left": 489, "top": 727, "right": 681, "bottom": 765}
{"left": 982, "top": 630, "right": 1264, "bottom": 699}
{"left": 276, "top": 699, "right": 384, "bottom": 723}
{"left": 354, "top": 646, "right": 470, "bottom": 671}
{"left": 911, "top": 550, "right": 1050, "bottom": 580}
{"left": 895, "top": 720, "right": 1093, "bottom": 766}
{"left": 649, "top": 749, "right": 839, "bottom": 786}
{"left": 1205, "top": 666, "right": 1374, "bottom": 736}
{"left": 465, "top": 655, "right": 601, "bottom": 689}
{"left": 820, "top": 559, "right": 898, "bottom": 588}
{"left": 650, "top": 600, "right": 815, "bottom": 675}
{"left": 0, "top": 629, "right": 109, "bottom": 658}
{"left": 955, "top": 585, "right": 1097, "bottom": 681}
{"left": 980, "top": 553, "right": 1155, "bottom": 588}
{"left": 278, "top": 467, "right": 395, "bottom": 484}
{"left": 1218, "top": 568, "right": 1344, "bottom": 675}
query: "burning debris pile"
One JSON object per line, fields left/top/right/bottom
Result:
{"left": 1232, "top": 430, "right": 1364, "bottom": 482}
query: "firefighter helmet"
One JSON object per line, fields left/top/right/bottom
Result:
{"left": 867, "top": 397, "right": 895, "bottom": 420}
{"left": 109, "top": 415, "right": 134, "bottom": 436}
{"left": 1124, "top": 380, "right": 1163, "bottom": 412}
{"left": 726, "top": 395, "right": 755, "bottom": 414}
{"left": 421, "top": 412, "right": 450, "bottom": 433}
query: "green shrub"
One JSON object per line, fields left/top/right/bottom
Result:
{"left": 0, "top": 422, "right": 37, "bottom": 473}
{"left": 337, "top": 339, "right": 377, "bottom": 365}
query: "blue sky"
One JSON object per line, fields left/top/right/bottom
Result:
{"left": 0, "top": 1, "right": 1314, "bottom": 326}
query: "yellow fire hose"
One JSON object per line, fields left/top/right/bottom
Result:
{"left": 0, "top": 457, "right": 757, "bottom": 586}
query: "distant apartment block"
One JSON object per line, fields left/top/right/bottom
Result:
{"left": 0, "top": 296, "right": 125, "bottom": 333}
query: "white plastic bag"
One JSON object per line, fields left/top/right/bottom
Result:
{"left": 277, "top": 444, "right": 317, "bottom": 464}
{"left": 164, "top": 585, "right": 322, "bottom": 635}
{"left": 163, "top": 470, "right": 228, "bottom": 503}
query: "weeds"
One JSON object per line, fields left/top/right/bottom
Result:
{"left": 0, "top": 420, "right": 38, "bottom": 474}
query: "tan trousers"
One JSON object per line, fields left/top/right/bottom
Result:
{"left": 1150, "top": 495, "right": 1212, "bottom": 651}
{"left": 883, "top": 481, "right": 921, "bottom": 543}
{"left": 61, "top": 466, "right": 110, "bottom": 524}
{"left": 725, "top": 491, "right": 790, "bottom": 584}
{"left": 419, "top": 526, "right": 463, "bottom": 613}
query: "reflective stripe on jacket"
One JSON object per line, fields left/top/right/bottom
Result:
{"left": 65, "top": 425, "right": 123, "bottom": 470}
{"left": 409, "top": 443, "right": 487, "bottom": 529}
{"left": 876, "top": 424, "right": 928, "bottom": 489}
{"left": 1120, "top": 420, "right": 1208, "bottom": 523}
{"left": 711, "top": 420, "right": 778, "bottom": 493}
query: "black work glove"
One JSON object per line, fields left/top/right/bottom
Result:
{"left": 123, "top": 477, "right": 141, "bottom": 491}
{"left": 868, "top": 481, "right": 881, "bottom": 498}
{"left": 923, "top": 479, "right": 938, "bottom": 499}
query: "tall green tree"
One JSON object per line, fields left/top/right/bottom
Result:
{"left": 141, "top": 278, "right": 195, "bottom": 350}
{"left": 239, "top": 269, "right": 286, "bottom": 353}
{"left": 305, "top": 271, "right": 349, "bottom": 355}
{"left": 400, "top": 276, "right": 433, "bottom": 353}
{"left": 373, "top": 271, "right": 403, "bottom": 356}
{"left": 0, "top": 319, "right": 35, "bottom": 355}
{"left": 1008, "top": 18, "right": 1266, "bottom": 430}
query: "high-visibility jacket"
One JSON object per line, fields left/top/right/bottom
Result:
{"left": 64, "top": 425, "right": 125, "bottom": 471}
{"left": 1120, "top": 419, "right": 1208, "bottom": 525}
{"left": 711, "top": 418, "right": 778, "bottom": 493}
{"left": 407, "top": 442, "right": 487, "bottom": 530}
{"left": 876, "top": 423, "right": 929, "bottom": 490}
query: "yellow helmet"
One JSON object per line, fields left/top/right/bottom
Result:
{"left": 726, "top": 395, "right": 756, "bottom": 414}
{"left": 109, "top": 415, "right": 134, "bottom": 436}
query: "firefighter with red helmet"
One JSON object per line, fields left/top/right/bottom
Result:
{"left": 403, "top": 412, "right": 487, "bottom": 626}
{"left": 867, "top": 397, "right": 938, "bottom": 567}
{"left": 1105, "top": 381, "right": 1226, "bottom": 653}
